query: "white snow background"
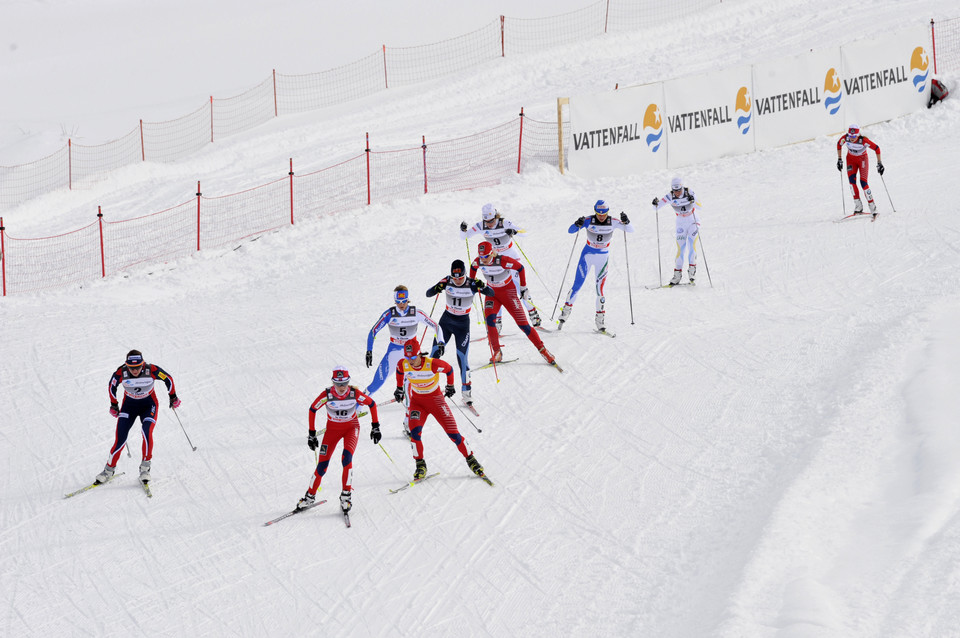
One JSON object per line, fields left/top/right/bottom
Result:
{"left": 3, "top": 0, "right": 960, "bottom": 636}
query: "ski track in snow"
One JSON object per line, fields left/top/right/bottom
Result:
{"left": 2, "top": 0, "right": 960, "bottom": 636}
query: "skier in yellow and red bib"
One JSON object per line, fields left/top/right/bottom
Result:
{"left": 394, "top": 338, "right": 485, "bottom": 482}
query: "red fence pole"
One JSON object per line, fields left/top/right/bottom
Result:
{"left": 422, "top": 136, "right": 428, "bottom": 194}
{"left": 517, "top": 108, "right": 525, "bottom": 174}
{"left": 196, "top": 181, "right": 202, "bottom": 251}
{"left": 97, "top": 206, "right": 106, "bottom": 278}
{"left": 209, "top": 96, "right": 214, "bottom": 143}
{"left": 139, "top": 119, "right": 145, "bottom": 161}
{"left": 68, "top": 139, "right": 73, "bottom": 191}
{"left": 273, "top": 69, "right": 279, "bottom": 117}
{"left": 365, "top": 133, "right": 372, "bottom": 205}
{"left": 0, "top": 217, "right": 6, "bottom": 297}
{"left": 931, "top": 19, "right": 938, "bottom": 74}
{"left": 500, "top": 16, "right": 505, "bottom": 57}
{"left": 289, "top": 158, "right": 295, "bottom": 225}
{"left": 382, "top": 45, "right": 389, "bottom": 89}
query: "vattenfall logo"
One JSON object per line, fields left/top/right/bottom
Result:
{"left": 911, "top": 46, "right": 929, "bottom": 92}
{"left": 823, "top": 68, "right": 843, "bottom": 115}
{"left": 735, "top": 87, "right": 752, "bottom": 135}
{"left": 643, "top": 104, "right": 663, "bottom": 152}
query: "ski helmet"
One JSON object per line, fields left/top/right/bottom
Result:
{"left": 481, "top": 203, "right": 497, "bottom": 221}
{"left": 450, "top": 259, "right": 466, "bottom": 278}
{"left": 331, "top": 366, "right": 350, "bottom": 386}
{"left": 847, "top": 124, "right": 860, "bottom": 137}
{"left": 671, "top": 176, "right": 683, "bottom": 192}
{"left": 403, "top": 338, "right": 421, "bottom": 359}
{"left": 594, "top": 200, "right": 609, "bottom": 215}
{"left": 477, "top": 241, "right": 494, "bottom": 257}
{"left": 125, "top": 350, "right": 144, "bottom": 374}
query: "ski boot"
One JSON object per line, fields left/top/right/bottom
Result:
{"left": 538, "top": 345, "right": 555, "bottom": 365}
{"left": 138, "top": 460, "right": 151, "bottom": 484}
{"left": 669, "top": 269, "right": 682, "bottom": 286}
{"left": 527, "top": 308, "right": 542, "bottom": 327}
{"left": 466, "top": 454, "right": 485, "bottom": 477}
{"left": 339, "top": 490, "right": 352, "bottom": 513}
{"left": 413, "top": 458, "right": 427, "bottom": 480}
{"left": 462, "top": 389, "right": 473, "bottom": 406}
{"left": 853, "top": 198, "right": 864, "bottom": 213}
{"left": 296, "top": 491, "right": 316, "bottom": 511}
{"left": 489, "top": 350, "right": 503, "bottom": 364}
{"left": 558, "top": 303, "right": 572, "bottom": 330}
{"left": 94, "top": 463, "right": 116, "bottom": 485}
{"left": 688, "top": 264, "right": 696, "bottom": 285}
{"left": 595, "top": 311, "right": 605, "bottom": 332}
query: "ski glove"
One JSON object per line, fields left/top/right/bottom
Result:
{"left": 435, "top": 281, "right": 446, "bottom": 294}
{"left": 370, "top": 423, "right": 382, "bottom": 444}
{"left": 652, "top": 197, "right": 659, "bottom": 206}
{"left": 444, "top": 384, "right": 456, "bottom": 398}
{"left": 519, "top": 286, "right": 531, "bottom": 302}
{"left": 169, "top": 394, "right": 181, "bottom": 409}
{"left": 436, "top": 342, "right": 445, "bottom": 357}
{"left": 620, "top": 212, "right": 630, "bottom": 224}
{"left": 460, "top": 221, "right": 468, "bottom": 232}
{"left": 837, "top": 158, "right": 843, "bottom": 171}
{"left": 575, "top": 216, "right": 585, "bottom": 228}
{"left": 365, "top": 350, "right": 373, "bottom": 368}
{"left": 109, "top": 402, "right": 120, "bottom": 417}
{"left": 877, "top": 162, "right": 884, "bottom": 175}
{"left": 308, "top": 432, "right": 319, "bottom": 450}
{"left": 394, "top": 387, "right": 405, "bottom": 403}
{"left": 505, "top": 228, "right": 517, "bottom": 236}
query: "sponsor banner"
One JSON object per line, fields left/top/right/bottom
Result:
{"left": 840, "top": 25, "right": 930, "bottom": 128}
{"left": 662, "top": 65, "right": 755, "bottom": 168}
{"left": 753, "top": 48, "right": 843, "bottom": 150}
{"left": 568, "top": 84, "right": 666, "bottom": 178}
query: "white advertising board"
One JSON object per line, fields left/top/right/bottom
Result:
{"left": 752, "top": 48, "right": 844, "bottom": 150}
{"left": 840, "top": 25, "right": 931, "bottom": 129}
{"left": 661, "top": 65, "right": 755, "bottom": 168}
{"left": 567, "top": 83, "right": 667, "bottom": 178}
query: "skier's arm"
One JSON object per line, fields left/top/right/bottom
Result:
{"left": 356, "top": 390, "right": 379, "bottom": 422}
{"left": 150, "top": 364, "right": 176, "bottom": 395}
{"left": 417, "top": 309, "right": 443, "bottom": 344}
{"left": 108, "top": 368, "right": 123, "bottom": 404}
{"left": 426, "top": 278, "right": 447, "bottom": 298}
{"left": 366, "top": 309, "right": 392, "bottom": 351}
{"left": 308, "top": 392, "right": 329, "bottom": 433}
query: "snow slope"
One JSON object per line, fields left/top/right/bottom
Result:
{"left": 2, "top": 1, "right": 960, "bottom": 636}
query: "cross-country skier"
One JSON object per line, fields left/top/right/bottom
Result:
{"left": 365, "top": 285, "right": 443, "bottom": 397}
{"left": 95, "top": 350, "right": 179, "bottom": 485}
{"left": 836, "top": 124, "right": 883, "bottom": 218}
{"left": 653, "top": 176, "right": 701, "bottom": 286}
{"left": 460, "top": 203, "right": 541, "bottom": 327}
{"left": 297, "top": 367, "right": 380, "bottom": 514}
{"left": 469, "top": 240, "right": 556, "bottom": 366}
{"left": 425, "top": 259, "right": 495, "bottom": 406}
{"left": 558, "top": 199, "right": 633, "bottom": 332}
{"left": 394, "top": 338, "right": 486, "bottom": 481}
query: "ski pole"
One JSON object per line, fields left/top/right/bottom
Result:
{"left": 378, "top": 443, "right": 395, "bottom": 464}
{"left": 693, "top": 214, "right": 713, "bottom": 288}
{"left": 839, "top": 170, "right": 847, "bottom": 216}
{"left": 451, "top": 401, "right": 482, "bottom": 433}
{"left": 879, "top": 173, "right": 896, "bottom": 213}
{"left": 171, "top": 407, "right": 197, "bottom": 451}
{"left": 623, "top": 219, "right": 635, "bottom": 325}
{"left": 513, "top": 238, "right": 556, "bottom": 301}
{"left": 551, "top": 233, "right": 579, "bottom": 320}
{"left": 654, "top": 205, "right": 662, "bottom": 287}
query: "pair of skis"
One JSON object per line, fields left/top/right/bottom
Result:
{"left": 835, "top": 211, "right": 879, "bottom": 223}
{"left": 64, "top": 472, "right": 152, "bottom": 499}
